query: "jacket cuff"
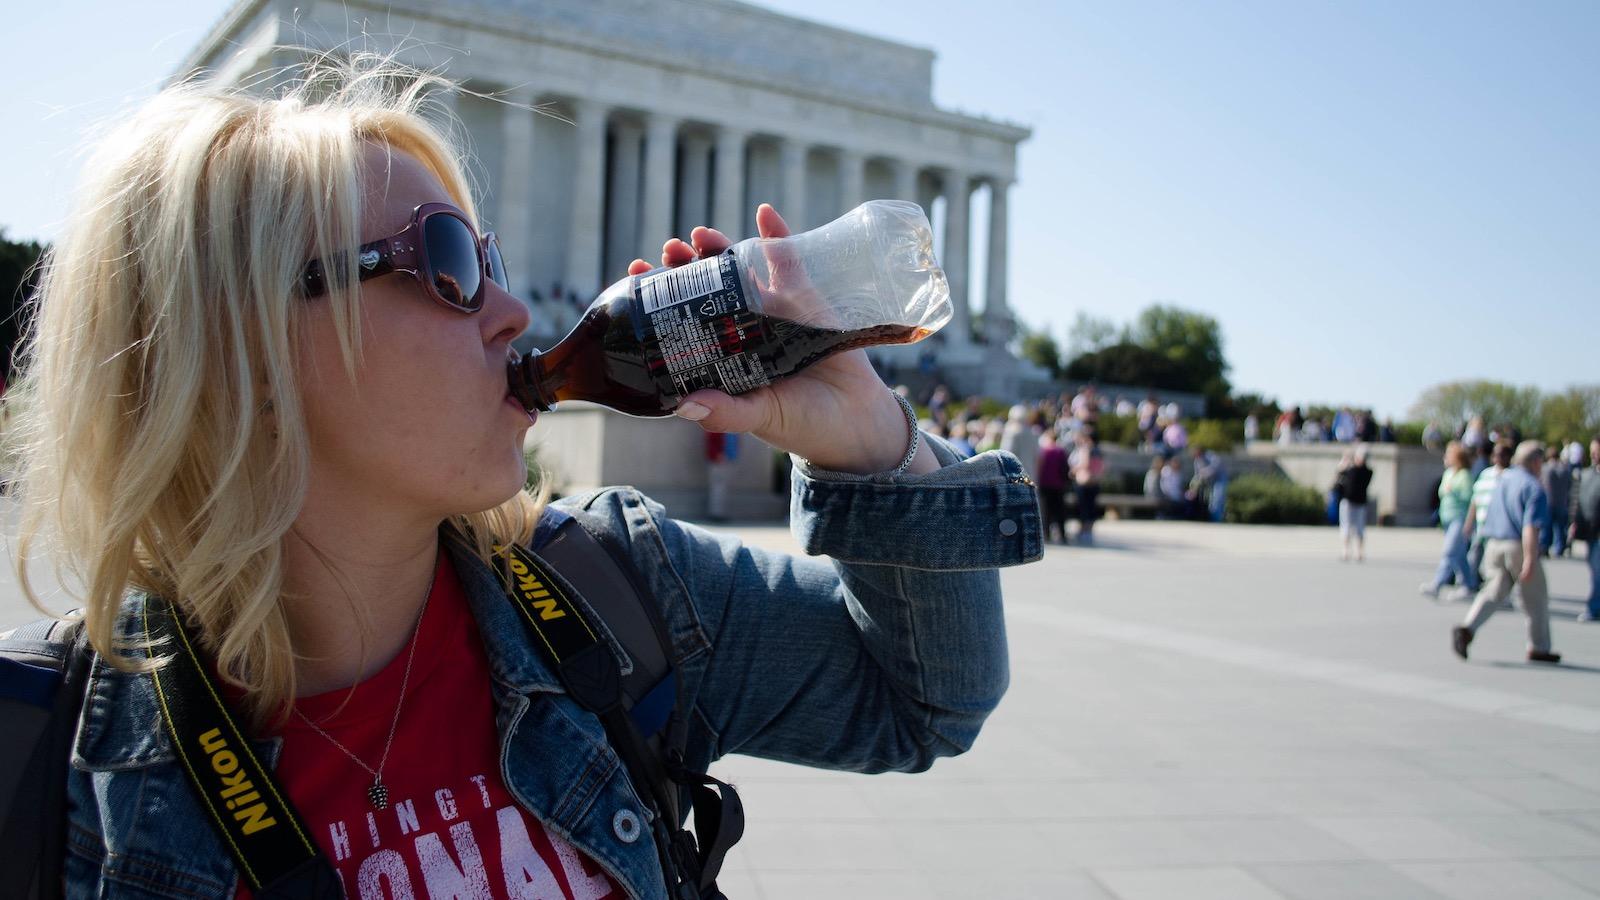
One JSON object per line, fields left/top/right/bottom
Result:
{"left": 789, "top": 435, "right": 1044, "bottom": 570}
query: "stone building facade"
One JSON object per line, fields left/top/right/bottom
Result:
{"left": 179, "top": 0, "right": 1034, "bottom": 398}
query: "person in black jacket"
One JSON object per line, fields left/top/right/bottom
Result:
{"left": 1337, "top": 445, "right": 1375, "bottom": 562}
{"left": 1574, "top": 436, "right": 1600, "bottom": 623}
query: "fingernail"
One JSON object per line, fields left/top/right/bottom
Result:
{"left": 675, "top": 401, "right": 710, "bottom": 421}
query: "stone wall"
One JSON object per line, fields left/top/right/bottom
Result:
{"left": 1245, "top": 442, "right": 1441, "bottom": 527}
{"left": 526, "top": 402, "right": 789, "bottom": 520}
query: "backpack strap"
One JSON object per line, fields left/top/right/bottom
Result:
{"left": 0, "top": 615, "right": 91, "bottom": 900}
{"left": 504, "top": 513, "right": 744, "bottom": 900}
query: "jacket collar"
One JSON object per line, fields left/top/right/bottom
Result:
{"left": 73, "top": 535, "right": 566, "bottom": 773}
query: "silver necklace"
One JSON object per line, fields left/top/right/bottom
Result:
{"left": 293, "top": 590, "right": 431, "bottom": 811}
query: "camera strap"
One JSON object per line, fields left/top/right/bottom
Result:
{"left": 141, "top": 597, "right": 342, "bottom": 898}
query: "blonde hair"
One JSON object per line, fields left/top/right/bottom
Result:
{"left": 5, "top": 51, "right": 544, "bottom": 729}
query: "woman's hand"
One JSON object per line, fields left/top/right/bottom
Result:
{"left": 626, "top": 203, "right": 934, "bottom": 475}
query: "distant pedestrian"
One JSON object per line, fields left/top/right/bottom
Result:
{"left": 1244, "top": 413, "right": 1260, "bottom": 443}
{"left": 1071, "top": 430, "right": 1106, "bottom": 545}
{"left": 1333, "top": 408, "right": 1357, "bottom": 443}
{"left": 1187, "top": 446, "right": 1229, "bottom": 523}
{"left": 1145, "top": 456, "right": 1166, "bottom": 513}
{"left": 1035, "top": 431, "right": 1070, "bottom": 545}
{"left": 1422, "top": 421, "right": 1443, "bottom": 451}
{"left": 1541, "top": 448, "right": 1573, "bottom": 557}
{"left": 704, "top": 431, "right": 737, "bottom": 522}
{"left": 946, "top": 420, "right": 976, "bottom": 458}
{"left": 1421, "top": 441, "right": 1480, "bottom": 599}
{"left": 1356, "top": 410, "right": 1379, "bottom": 444}
{"left": 1138, "top": 393, "right": 1160, "bottom": 444}
{"left": 1001, "top": 404, "right": 1039, "bottom": 480}
{"left": 1158, "top": 456, "right": 1187, "bottom": 519}
{"left": 1274, "top": 409, "right": 1296, "bottom": 445}
{"left": 1465, "top": 443, "right": 1513, "bottom": 583}
{"left": 1336, "top": 445, "right": 1374, "bottom": 562}
{"left": 1453, "top": 442, "right": 1560, "bottom": 663}
{"left": 1573, "top": 436, "right": 1600, "bottom": 623}
{"left": 1162, "top": 418, "right": 1188, "bottom": 453}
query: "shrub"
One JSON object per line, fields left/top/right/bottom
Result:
{"left": 1224, "top": 473, "right": 1326, "bottom": 525}
{"left": 1189, "top": 419, "right": 1242, "bottom": 452}
{"left": 1392, "top": 422, "right": 1427, "bottom": 446}
{"left": 1092, "top": 412, "right": 1144, "bottom": 448}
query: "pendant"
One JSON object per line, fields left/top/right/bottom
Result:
{"left": 368, "top": 781, "right": 389, "bottom": 811}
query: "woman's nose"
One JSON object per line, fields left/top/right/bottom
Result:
{"left": 483, "top": 280, "right": 533, "bottom": 346}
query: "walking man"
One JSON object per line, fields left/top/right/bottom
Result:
{"left": 1453, "top": 442, "right": 1560, "bottom": 663}
{"left": 1464, "top": 442, "right": 1513, "bottom": 587}
{"left": 1541, "top": 444, "right": 1574, "bottom": 557}
{"left": 1573, "top": 436, "right": 1600, "bottom": 623}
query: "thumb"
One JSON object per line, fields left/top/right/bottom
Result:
{"left": 673, "top": 388, "right": 772, "bottom": 435}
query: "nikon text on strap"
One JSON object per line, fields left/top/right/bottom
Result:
{"left": 141, "top": 598, "right": 343, "bottom": 899}
{"left": 499, "top": 530, "right": 745, "bottom": 900}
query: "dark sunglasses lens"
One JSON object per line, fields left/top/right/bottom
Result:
{"left": 486, "top": 238, "right": 509, "bottom": 291}
{"left": 423, "top": 214, "right": 483, "bottom": 310}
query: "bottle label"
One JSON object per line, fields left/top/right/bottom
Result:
{"left": 635, "top": 252, "right": 773, "bottom": 400}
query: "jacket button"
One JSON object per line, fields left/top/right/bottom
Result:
{"left": 613, "top": 809, "right": 641, "bottom": 843}
{"left": 998, "top": 518, "right": 1018, "bottom": 536}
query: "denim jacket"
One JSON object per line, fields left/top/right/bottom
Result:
{"left": 58, "top": 437, "right": 1041, "bottom": 898}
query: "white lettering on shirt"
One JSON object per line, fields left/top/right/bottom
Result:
{"left": 415, "top": 821, "right": 492, "bottom": 899}
{"left": 367, "top": 811, "right": 381, "bottom": 849}
{"left": 554, "top": 832, "right": 613, "bottom": 900}
{"left": 470, "top": 775, "right": 492, "bottom": 809}
{"left": 436, "top": 788, "right": 459, "bottom": 822}
{"left": 329, "top": 820, "right": 352, "bottom": 862}
{"left": 357, "top": 848, "right": 415, "bottom": 900}
{"left": 396, "top": 799, "right": 422, "bottom": 836}
{"left": 495, "top": 806, "right": 564, "bottom": 899}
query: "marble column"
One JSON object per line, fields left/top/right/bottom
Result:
{"left": 892, "top": 159, "right": 918, "bottom": 205}
{"left": 712, "top": 126, "right": 747, "bottom": 238}
{"left": 677, "top": 133, "right": 712, "bottom": 236}
{"left": 640, "top": 114, "right": 678, "bottom": 262}
{"left": 942, "top": 168, "right": 972, "bottom": 347}
{"left": 984, "top": 177, "right": 1014, "bottom": 346}
{"left": 497, "top": 90, "right": 536, "bottom": 297}
{"left": 779, "top": 137, "right": 807, "bottom": 229}
{"left": 838, "top": 148, "right": 865, "bottom": 215}
{"left": 565, "top": 98, "right": 607, "bottom": 299}
{"left": 605, "top": 120, "right": 643, "bottom": 280}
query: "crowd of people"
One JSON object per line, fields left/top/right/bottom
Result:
{"left": 1418, "top": 428, "right": 1600, "bottom": 664}
{"left": 921, "top": 387, "right": 1109, "bottom": 546}
{"left": 907, "top": 384, "right": 1231, "bottom": 545}
{"left": 1267, "top": 406, "right": 1399, "bottom": 445}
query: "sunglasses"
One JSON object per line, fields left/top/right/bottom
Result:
{"left": 299, "top": 202, "right": 508, "bottom": 313}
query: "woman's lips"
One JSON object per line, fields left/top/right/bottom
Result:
{"left": 505, "top": 395, "right": 537, "bottom": 425}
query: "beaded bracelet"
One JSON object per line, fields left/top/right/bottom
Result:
{"left": 889, "top": 391, "right": 921, "bottom": 475}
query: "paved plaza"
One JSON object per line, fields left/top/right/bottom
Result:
{"left": 5, "top": 516, "right": 1598, "bottom": 898}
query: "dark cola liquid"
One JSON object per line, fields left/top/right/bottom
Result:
{"left": 509, "top": 291, "right": 930, "bottom": 418}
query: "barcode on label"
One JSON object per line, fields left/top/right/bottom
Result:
{"left": 639, "top": 258, "right": 722, "bottom": 314}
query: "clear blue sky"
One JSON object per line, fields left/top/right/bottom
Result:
{"left": 4, "top": 1, "right": 1596, "bottom": 418}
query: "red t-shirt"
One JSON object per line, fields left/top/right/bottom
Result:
{"left": 236, "top": 550, "right": 626, "bottom": 899}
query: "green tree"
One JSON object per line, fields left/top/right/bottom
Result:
{"left": 1130, "top": 304, "right": 1231, "bottom": 411}
{"left": 1064, "top": 341, "right": 1188, "bottom": 390}
{"left": 1066, "top": 311, "right": 1119, "bottom": 359}
{"left": 1539, "top": 385, "right": 1600, "bottom": 444}
{"left": 0, "top": 229, "right": 47, "bottom": 379}
{"left": 1408, "top": 380, "right": 1543, "bottom": 434}
{"left": 1019, "top": 329, "right": 1063, "bottom": 379}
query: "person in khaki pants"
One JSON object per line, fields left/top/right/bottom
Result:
{"left": 1454, "top": 441, "right": 1560, "bottom": 663}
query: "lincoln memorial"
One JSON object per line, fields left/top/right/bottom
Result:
{"left": 179, "top": 0, "right": 1036, "bottom": 399}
